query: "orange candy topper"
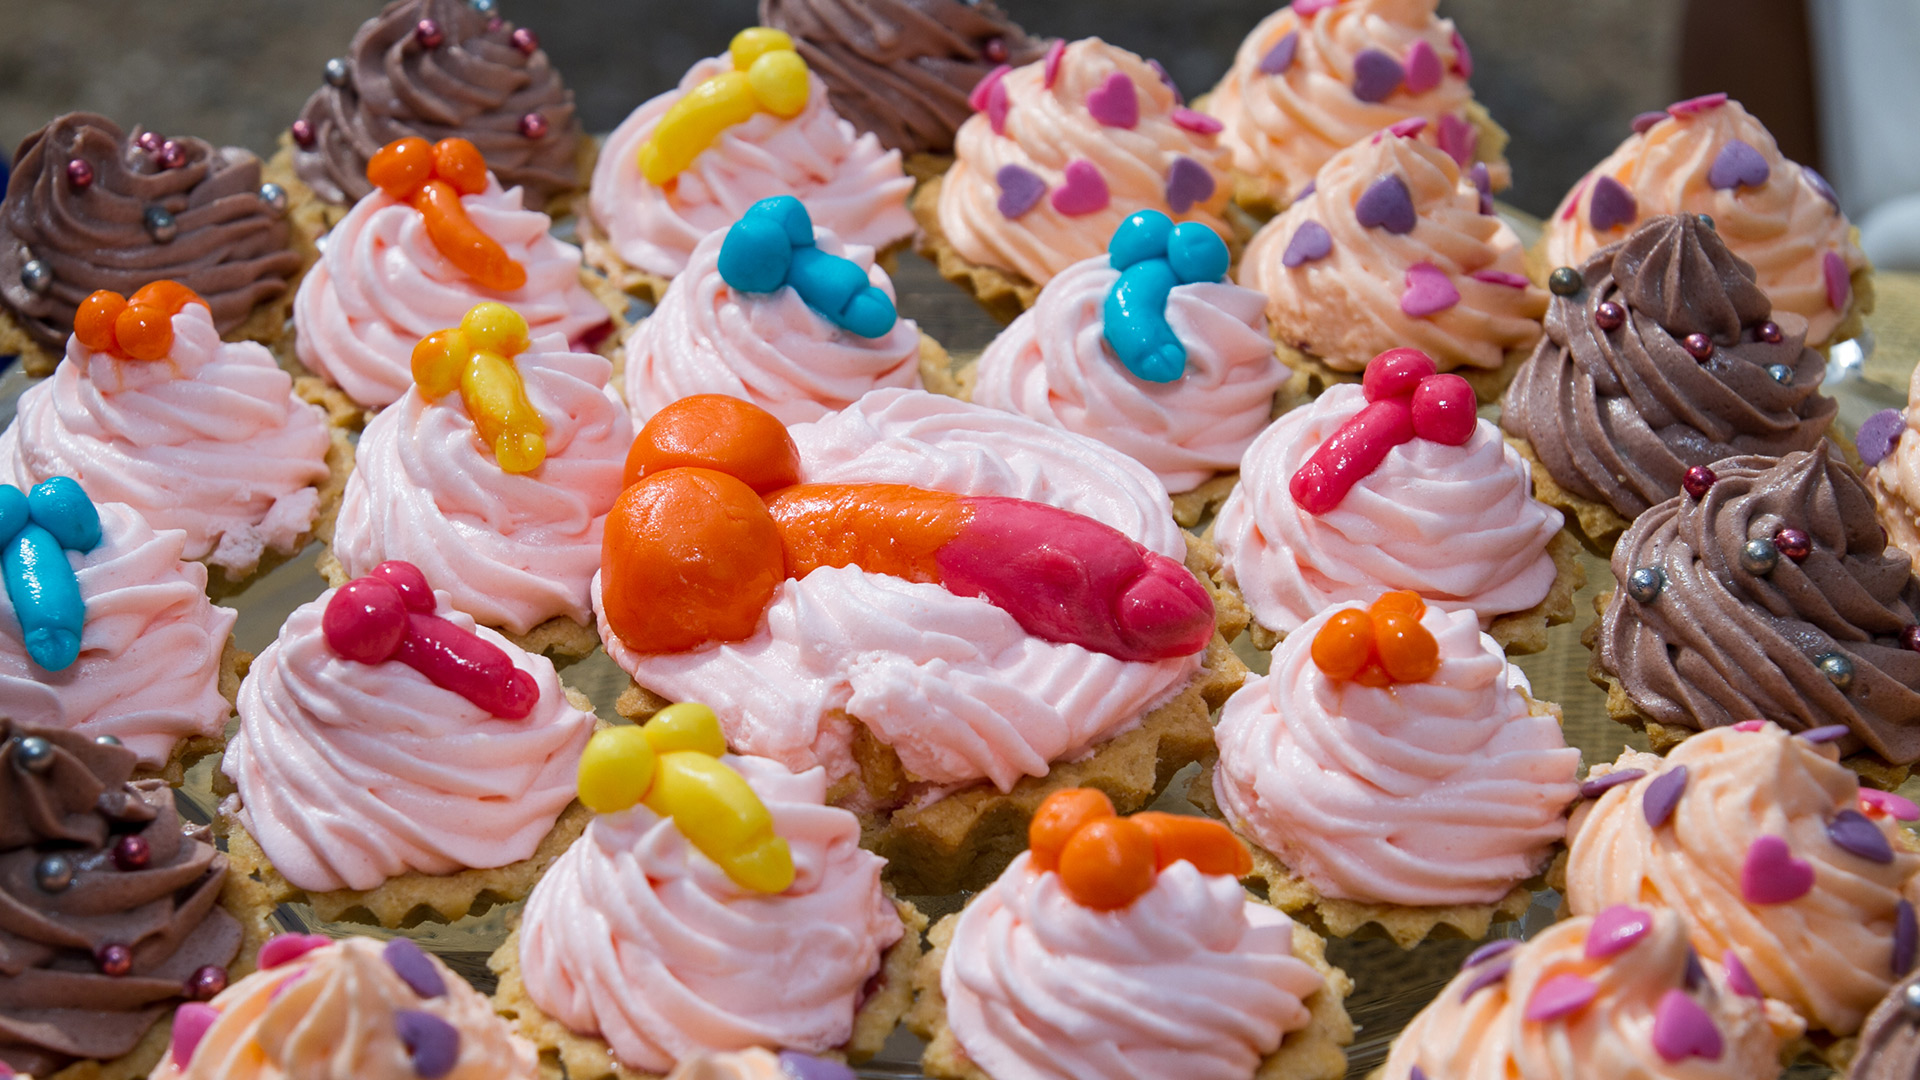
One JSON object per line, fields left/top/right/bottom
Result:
{"left": 366, "top": 137, "right": 527, "bottom": 292}
{"left": 1309, "top": 591, "right": 1441, "bottom": 687}
{"left": 74, "top": 281, "right": 208, "bottom": 361}
{"left": 1028, "top": 788, "right": 1251, "bottom": 911}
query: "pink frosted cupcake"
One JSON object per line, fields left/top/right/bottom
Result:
{"left": 293, "top": 135, "right": 615, "bottom": 411}
{"left": 1239, "top": 124, "right": 1545, "bottom": 399}
{"left": 585, "top": 28, "right": 915, "bottom": 298}
{"left": 1540, "top": 95, "right": 1871, "bottom": 348}
{"left": 918, "top": 37, "right": 1234, "bottom": 320}
{"left": 1203, "top": 0, "right": 1510, "bottom": 216}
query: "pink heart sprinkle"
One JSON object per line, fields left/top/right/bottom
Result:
{"left": 1087, "top": 72, "right": 1140, "bottom": 129}
{"left": 1471, "top": 270, "right": 1528, "bottom": 288}
{"left": 1043, "top": 40, "right": 1065, "bottom": 89}
{"left": 1651, "top": 989, "right": 1724, "bottom": 1063}
{"left": 1862, "top": 789, "right": 1920, "bottom": 821}
{"left": 1584, "top": 904, "right": 1652, "bottom": 959}
{"left": 987, "top": 78, "right": 1010, "bottom": 135}
{"left": 1404, "top": 40, "right": 1442, "bottom": 94}
{"left": 1437, "top": 113, "right": 1476, "bottom": 166}
{"left": 1560, "top": 177, "right": 1587, "bottom": 222}
{"left": 1050, "top": 160, "right": 1110, "bottom": 216}
{"left": 1825, "top": 250, "right": 1850, "bottom": 311}
{"left": 1723, "top": 950, "right": 1763, "bottom": 998}
{"left": 171, "top": 1003, "right": 219, "bottom": 1068}
{"left": 258, "top": 933, "right": 330, "bottom": 969}
{"left": 1740, "top": 835, "right": 1815, "bottom": 905}
{"left": 1388, "top": 117, "right": 1427, "bottom": 138}
{"left": 968, "top": 64, "right": 1011, "bottom": 113}
{"left": 1295, "top": 0, "right": 1340, "bottom": 14}
{"left": 1524, "top": 973, "right": 1598, "bottom": 1022}
{"left": 1667, "top": 92, "right": 1729, "bottom": 118}
{"left": 1732, "top": 719, "right": 1767, "bottom": 731}
{"left": 1401, "top": 263, "right": 1459, "bottom": 317}
{"left": 1450, "top": 29, "right": 1473, "bottom": 78}
{"left": 1172, "top": 108, "right": 1223, "bottom": 135}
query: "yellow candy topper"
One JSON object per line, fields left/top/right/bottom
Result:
{"left": 411, "top": 303, "right": 548, "bottom": 474}
{"left": 637, "top": 28, "right": 811, "bottom": 185}
{"left": 577, "top": 702, "right": 796, "bottom": 894}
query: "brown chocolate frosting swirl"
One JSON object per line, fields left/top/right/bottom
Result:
{"left": 1854, "top": 972, "right": 1920, "bottom": 1080}
{"left": 292, "top": 0, "right": 582, "bottom": 209}
{"left": 0, "top": 114, "right": 300, "bottom": 350}
{"left": 759, "top": 0, "right": 1048, "bottom": 156}
{"left": 1597, "top": 449, "right": 1920, "bottom": 765}
{"left": 1500, "top": 214, "right": 1835, "bottom": 521}
{"left": 0, "top": 721, "right": 240, "bottom": 1075}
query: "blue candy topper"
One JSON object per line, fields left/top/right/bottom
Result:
{"left": 0, "top": 477, "right": 101, "bottom": 672}
{"left": 716, "top": 196, "right": 898, "bottom": 339}
{"left": 1102, "top": 210, "right": 1232, "bottom": 384}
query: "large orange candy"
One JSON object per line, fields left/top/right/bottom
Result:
{"left": 1372, "top": 608, "right": 1440, "bottom": 683}
{"left": 1057, "top": 816, "right": 1156, "bottom": 911}
{"left": 368, "top": 136, "right": 435, "bottom": 198}
{"left": 1370, "top": 590, "right": 1426, "bottom": 620}
{"left": 432, "top": 138, "right": 489, "bottom": 196}
{"left": 74, "top": 291, "right": 128, "bottom": 353}
{"left": 1133, "top": 812, "right": 1252, "bottom": 877}
{"left": 113, "top": 303, "right": 174, "bottom": 361}
{"left": 128, "top": 280, "right": 208, "bottom": 315}
{"left": 1029, "top": 788, "right": 1116, "bottom": 872}
{"left": 1310, "top": 608, "right": 1374, "bottom": 681}
{"left": 602, "top": 468, "right": 785, "bottom": 653}
{"left": 625, "top": 395, "right": 802, "bottom": 494}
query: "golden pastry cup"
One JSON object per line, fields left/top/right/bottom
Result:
{"left": 488, "top": 898, "right": 925, "bottom": 1080}
{"left": 197, "top": 424, "right": 354, "bottom": 602}
{"left": 129, "top": 635, "right": 252, "bottom": 789}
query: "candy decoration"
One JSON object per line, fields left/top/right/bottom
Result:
{"left": 171, "top": 1002, "right": 219, "bottom": 1069}
{"left": 1295, "top": 0, "right": 1340, "bottom": 14}
{"left": 67, "top": 158, "right": 93, "bottom": 189}
{"left": 112, "top": 834, "right": 150, "bottom": 871}
{"left": 0, "top": 477, "right": 102, "bottom": 672}
{"left": 1459, "top": 958, "right": 1512, "bottom": 1001}
{"left": 397, "top": 1010, "right": 461, "bottom": 1079}
{"left": 624, "top": 394, "right": 802, "bottom": 493}
{"left": 718, "top": 197, "right": 897, "bottom": 338}
{"left": 1354, "top": 175, "right": 1416, "bottom": 234}
{"left": 639, "top": 28, "right": 811, "bottom": 184}
{"left": 1740, "top": 835, "right": 1815, "bottom": 904}
{"left": 1642, "top": 765, "right": 1687, "bottom": 828}
{"left": 511, "top": 26, "right": 539, "bottom": 55}
{"left": 19, "top": 259, "right": 51, "bottom": 295}
{"left": 1805, "top": 167, "right": 1840, "bottom": 209}
{"left": 1799, "top": 724, "right": 1850, "bottom": 743}
{"left": 1897, "top": 900, "right": 1918, "bottom": 975}
{"left": 1043, "top": 40, "right": 1065, "bottom": 88}
{"left": 1818, "top": 652, "right": 1855, "bottom": 691}
{"left": 385, "top": 938, "right": 448, "bottom": 998}
{"left": 1739, "top": 538, "right": 1779, "bottom": 574}
{"left": 1683, "top": 466, "right": 1716, "bottom": 499}
{"left": 1050, "top": 160, "right": 1110, "bottom": 216}
{"left": 367, "top": 136, "right": 527, "bottom": 292}
{"left": 1523, "top": 973, "right": 1597, "bottom": 1022}
{"left": 33, "top": 852, "right": 74, "bottom": 892}
{"left": 996, "top": 163, "right": 1047, "bottom": 219}
{"left": 575, "top": 702, "right": 796, "bottom": 893}
{"left": 258, "top": 934, "right": 329, "bottom": 970}
{"left": 1171, "top": 108, "right": 1223, "bottom": 135}
{"left": 1721, "top": 950, "right": 1761, "bottom": 998}
{"left": 415, "top": 18, "right": 445, "bottom": 48}
{"left": 1387, "top": 117, "right": 1427, "bottom": 139}
{"left": 984, "top": 37, "right": 1009, "bottom": 64}
{"left": 1732, "top": 720, "right": 1768, "bottom": 732}
{"left": 1404, "top": 40, "right": 1441, "bottom": 94}
{"left": 1683, "top": 332, "right": 1714, "bottom": 361}
{"left": 1164, "top": 156, "right": 1216, "bottom": 215}
{"left": 1651, "top": 990, "right": 1724, "bottom": 1063}
{"left": 410, "top": 302, "right": 547, "bottom": 473}
{"left": 1773, "top": 527, "right": 1811, "bottom": 561}
{"left": 96, "top": 942, "right": 134, "bottom": 976}
{"left": 1828, "top": 808, "right": 1894, "bottom": 864}
{"left": 519, "top": 111, "right": 550, "bottom": 139}
{"left": 1295, "top": 179, "right": 1316, "bottom": 202}
{"left": 1086, "top": 72, "right": 1140, "bottom": 129}
{"left": 1471, "top": 270, "right": 1528, "bottom": 288}
{"left": 1907, "top": 626, "right": 1920, "bottom": 653}
{"left": 1029, "top": 788, "right": 1250, "bottom": 910}
{"left": 1289, "top": 348, "right": 1476, "bottom": 513}
{"left": 1594, "top": 300, "right": 1625, "bottom": 331}
{"left": 1667, "top": 92, "right": 1728, "bottom": 118}
{"left": 1825, "top": 250, "right": 1851, "bottom": 311}
{"left": 1548, "top": 267, "right": 1583, "bottom": 296}
{"left": 1707, "top": 140, "right": 1770, "bottom": 191}
{"left": 1259, "top": 31, "right": 1298, "bottom": 75}
{"left": 1579, "top": 768, "right": 1644, "bottom": 799}
{"left": 1631, "top": 110, "right": 1666, "bottom": 134}
{"left": 1308, "top": 592, "right": 1441, "bottom": 686}
{"left": 1462, "top": 939, "right": 1519, "bottom": 969}
{"left": 1400, "top": 263, "right": 1459, "bottom": 317}
{"left": 779, "top": 1051, "right": 859, "bottom": 1080}
{"left": 1757, "top": 320, "right": 1784, "bottom": 343}
{"left": 1584, "top": 904, "right": 1651, "bottom": 958}
{"left": 1449, "top": 28, "right": 1472, "bottom": 76}
{"left": 1626, "top": 566, "right": 1664, "bottom": 603}
{"left": 968, "top": 64, "right": 1009, "bottom": 113}
{"left": 1588, "top": 175, "right": 1637, "bottom": 232}
{"left": 1351, "top": 48, "right": 1404, "bottom": 103}
{"left": 1282, "top": 221, "right": 1332, "bottom": 267}
{"left": 291, "top": 119, "right": 317, "bottom": 149}
{"left": 985, "top": 75, "right": 1011, "bottom": 135}
{"left": 187, "top": 964, "right": 227, "bottom": 1001}
{"left": 1102, "top": 210, "right": 1230, "bottom": 382}
{"left": 75, "top": 280, "right": 205, "bottom": 362}
{"left": 258, "top": 182, "right": 290, "bottom": 215}
{"left": 1146, "top": 58, "right": 1183, "bottom": 105}
{"left": 1862, "top": 789, "right": 1920, "bottom": 821}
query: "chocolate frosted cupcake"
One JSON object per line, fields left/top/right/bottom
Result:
{"left": 1854, "top": 969, "right": 1920, "bottom": 1079}
{"left": 0, "top": 719, "right": 246, "bottom": 1077}
{"left": 280, "top": 0, "right": 584, "bottom": 231}
{"left": 0, "top": 114, "right": 304, "bottom": 377}
{"left": 1501, "top": 213, "right": 1835, "bottom": 548}
{"left": 759, "top": 0, "right": 1049, "bottom": 169}
{"left": 1591, "top": 449, "right": 1920, "bottom": 779}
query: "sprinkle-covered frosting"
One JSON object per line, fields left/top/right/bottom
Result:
{"left": 1542, "top": 96, "right": 1867, "bottom": 347}
{"left": 1239, "top": 129, "right": 1543, "bottom": 374}
{"left": 1566, "top": 723, "right": 1920, "bottom": 1035}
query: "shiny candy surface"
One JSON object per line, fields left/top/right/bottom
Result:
{"left": 717, "top": 196, "right": 898, "bottom": 338}
{"left": 410, "top": 303, "right": 547, "bottom": 473}
{"left": 368, "top": 136, "right": 527, "bottom": 291}
{"left": 639, "top": 28, "right": 811, "bottom": 184}
{"left": 1101, "top": 210, "right": 1231, "bottom": 383}
{"left": 1031, "top": 788, "right": 1248, "bottom": 910}
{"left": 1, "top": 478, "right": 102, "bottom": 672}
{"left": 1309, "top": 591, "right": 1439, "bottom": 686}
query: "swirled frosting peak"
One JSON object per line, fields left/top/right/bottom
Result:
{"left": 0, "top": 113, "right": 300, "bottom": 349}
{"left": 0, "top": 719, "right": 242, "bottom": 1076}
{"left": 291, "top": 0, "right": 582, "bottom": 210}
{"left": 1566, "top": 723, "right": 1920, "bottom": 1035}
{"left": 1596, "top": 449, "right": 1920, "bottom": 764}
{"left": 1501, "top": 213, "right": 1836, "bottom": 522}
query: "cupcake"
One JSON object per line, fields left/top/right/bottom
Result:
{"left": 1852, "top": 965, "right": 1920, "bottom": 1078}
{"left": 0, "top": 114, "right": 305, "bottom": 378}
{"left": 666, "top": 1050, "right": 858, "bottom": 1080}
{"left": 1238, "top": 124, "right": 1545, "bottom": 400}
{"left": 490, "top": 706, "right": 918, "bottom": 1079}
{"left": 909, "top": 788, "right": 1352, "bottom": 1080}
{"left": 1863, "top": 376, "right": 1920, "bottom": 568}
{"left": 279, "top": 0, "right": 585, "bottom": 236}
{"left": 758, "top": 0, "right": 1050, "bottom": 170}
{"left": 969, "top": 208, "right": 1295, "bottom": 525}
{"left": 1380, "top": 906, "right": 1804, "bottom": 1079}
{"left": 1203, "top": 0, "right": 1510, "bottom": 219}
{"left": 622, "top": 196, "right": 949, "bottom": 425}
{"left": 0, "top": 484, "right": 242, "bottom": 782}
{"left": 1540, "top": 94, "right": 1871, "bottom": 349}
{"left": 585, "top": 27, "right": 915, "bottom": 299}
{"left": 0, "top": 282, "right": 348, "bottom": 592}
{"left": 916, "top": 37, "right": 1234, "bottom": 321}
{"left": 596, "top": 390, "right": 1245, "bottom": 894}
{"left": 219, "top": 561, "right": 597, "bottom": 927}
{"left": 292, "top": 135, "right": 617, "bottom": 413}
{"left": 326, "top": 303, "right": 630, "bottom": 663}
{"left": 151, "top": 934, "right": 538, "bottom": 1080}
{"left": 1214, "top": 348, "right": 1578, "bottom": 653}
{"left": 1208, "top": 593, "right": 1579, "bottom": 947}
{"left": 1590, "top": 449, "right": 1920, "bottom": 778}
{"left": 1564, "top": 722, "right": 1920, "bottom": 1041}
{"left": 0, "top": 719, "right": 246, "bottom": 1078}
{"left": 1501, "top": 213, "right": 1836, "bottom": 548}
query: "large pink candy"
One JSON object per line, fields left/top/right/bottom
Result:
{"left": 1292, "top": 349, "right": 1476, "bottom": 512}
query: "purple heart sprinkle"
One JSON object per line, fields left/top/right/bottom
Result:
{"left": 1459, "top": 958, "right": 1512, "bottom": 1001}
{"left": 1707, "top": 140, "right": 1770, "bottom": 191}
{"left": 1282, "top": 220, "right": 1333, "bottom": 267}
{"left": 1642, "top": 765, "right": 1688, "bottom": 828}
{"left": 1450, "top": 29, "right": 1473, "bottom": 77}
{"left": 1683, "top": 947, "right": 1707, "bottom": 990}
{"left": 1389, "top": 117, "right": 1428, "bottom": 138}
{"left": 1472, "top": 270, "right": 1529, "bottom": 288}
{"left": 1355, "top": 174, "right": 1416, "bottom": 233}
{"left": 1469, "top": 161, "right": 1491, "bottom": 195}
{"left": 1799, "top": 724, "right": 1852, "bottom": 744}
{"left": 1043, "top": 40, "right": 1065, "bottom": 89}
{"left": 383, "top": 938, "right": 447, "bottom": 999}
{"left": 1667, "top": 92, "right": 1729, "bottom": 118}
{"left": 1632, "top": 111, "right": 1667, "bottom": 135}
{"left": 995, "top": 164, "right": 1047, "bottom": 219}
{"left": 1172, "top": 108, "right": 1223, "bottom": 135}
{"left": 1462, "top": 938, "right": 1520, "bottom": 970}
{"left": 396, "top": 1010, "right": 461, "bottom": 1079}
{"left": 1435, "top": 113, "right": 1474, "bottom": 167}
{"left": 1401, "top": 263, "right": 1459, "bottom": 317}
{"left": 1351, "top": 48, "right": 1405, "bottom": 104}
{"left": 1651, "top": 989, "right": 1724, "bottom": 1063}
{"left": 1404, "top": 40, "right": 1442, "bottom": 94}
{"left": 1857, "top": 409, "right": 1905, "bottom": 469}
{"left": 1896, "top": 900, "right": 1917, "bottom": 975}
{"left": 1087, "top": 72, "right": 1140, "bottom": 128}
{"left": 1166, "top": 156, "right": 1216, "bottom": 214}
{"left": 1828, "top": 808, "right": 1895, "bottom": 864}
{"left": 1580, "top": 767, "right": 1645, "bottom": 800}
{"left": 1804, "top": 166, "right": 1839, "bottom": 209}
{"left": 1411, "top": 1068, "right": 1428, "bottom": 1080}
{"left": 1259, "top": 31, "right": 1299, "bottom": 75}
{"left": 1147, "top": 59, "right": 1183, "bottom": 105}
{"left": 1524, "top": 973, "right": 1598, "bottom": 1022}
{"left": 1585, "top": 904, "right": 1652, "bottom": 959}
{"left": 778, "top": 1050, "right": 859, "bottom": 1080}
{"left": 1295, "top": 179, "right": 1316, "bottom": 202}
{"left": 1723, "top": 950, "right": 1762, "bottom": 998}
{"left": 1825, "top": 250, "right": 1851, "bottom": 311}
{"left": 1588, "top": 175, "right": 1637, "bottom": 232}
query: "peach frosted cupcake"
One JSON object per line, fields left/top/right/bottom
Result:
{"left": 1863, "top": 370, "right": 1920, "bottom": 569}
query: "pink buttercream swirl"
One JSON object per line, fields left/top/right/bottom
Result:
{"left": 1383, "top": 908, "right": 1803, "bottom": 1079}
{"left": 1240, "top": 132, "right": 1544, "bottom": 373}
{"left": 0, "top": 304, "right": 332, "bottom": 576}
{"left": 589, "top": 58, "right": 914, "bottom": 281}
{"left": 0, "top": 500, "right": 235, "bottom": 767}
{"left": 222, "top": 586, "right": 595, "bottom": 892}
{"left": 1541, "top": 97, "right": 1867, "bottom": 347}
{"left": 1214, "top": 602, "right": 1578, "bottom": 906}
{"left": 943, "top": 852, "right": 1322, "bottom": 1080}
{"left": 623, "top": 226, "right": 923, "bottom": 425}
{"left": 937, "top": 38, "right": 1233, "bottom": 286}
{"left": 332, "top": 335, "right": 631, "bottom": 634}
{"left": 594, "top": 389, "right": 1203, "bottom": 793}
{"left": 294, "top": 176, "right": 610, "bottom": 409}
{"left": 1215, "top": 382, "right": 1562, "bottom": 634}
{"left": 517, "top": 754, "right": 902, "bottom": 1074}
{"left": 971, "top": 251, "right": 1285, "bottom": 493}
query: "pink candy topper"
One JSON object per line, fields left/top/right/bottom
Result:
{"left": 1289, "top": 349, "right": 1477, "bottom": 515}
{"left": 321, "top": 561, "right": 538, "bottom": 720}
